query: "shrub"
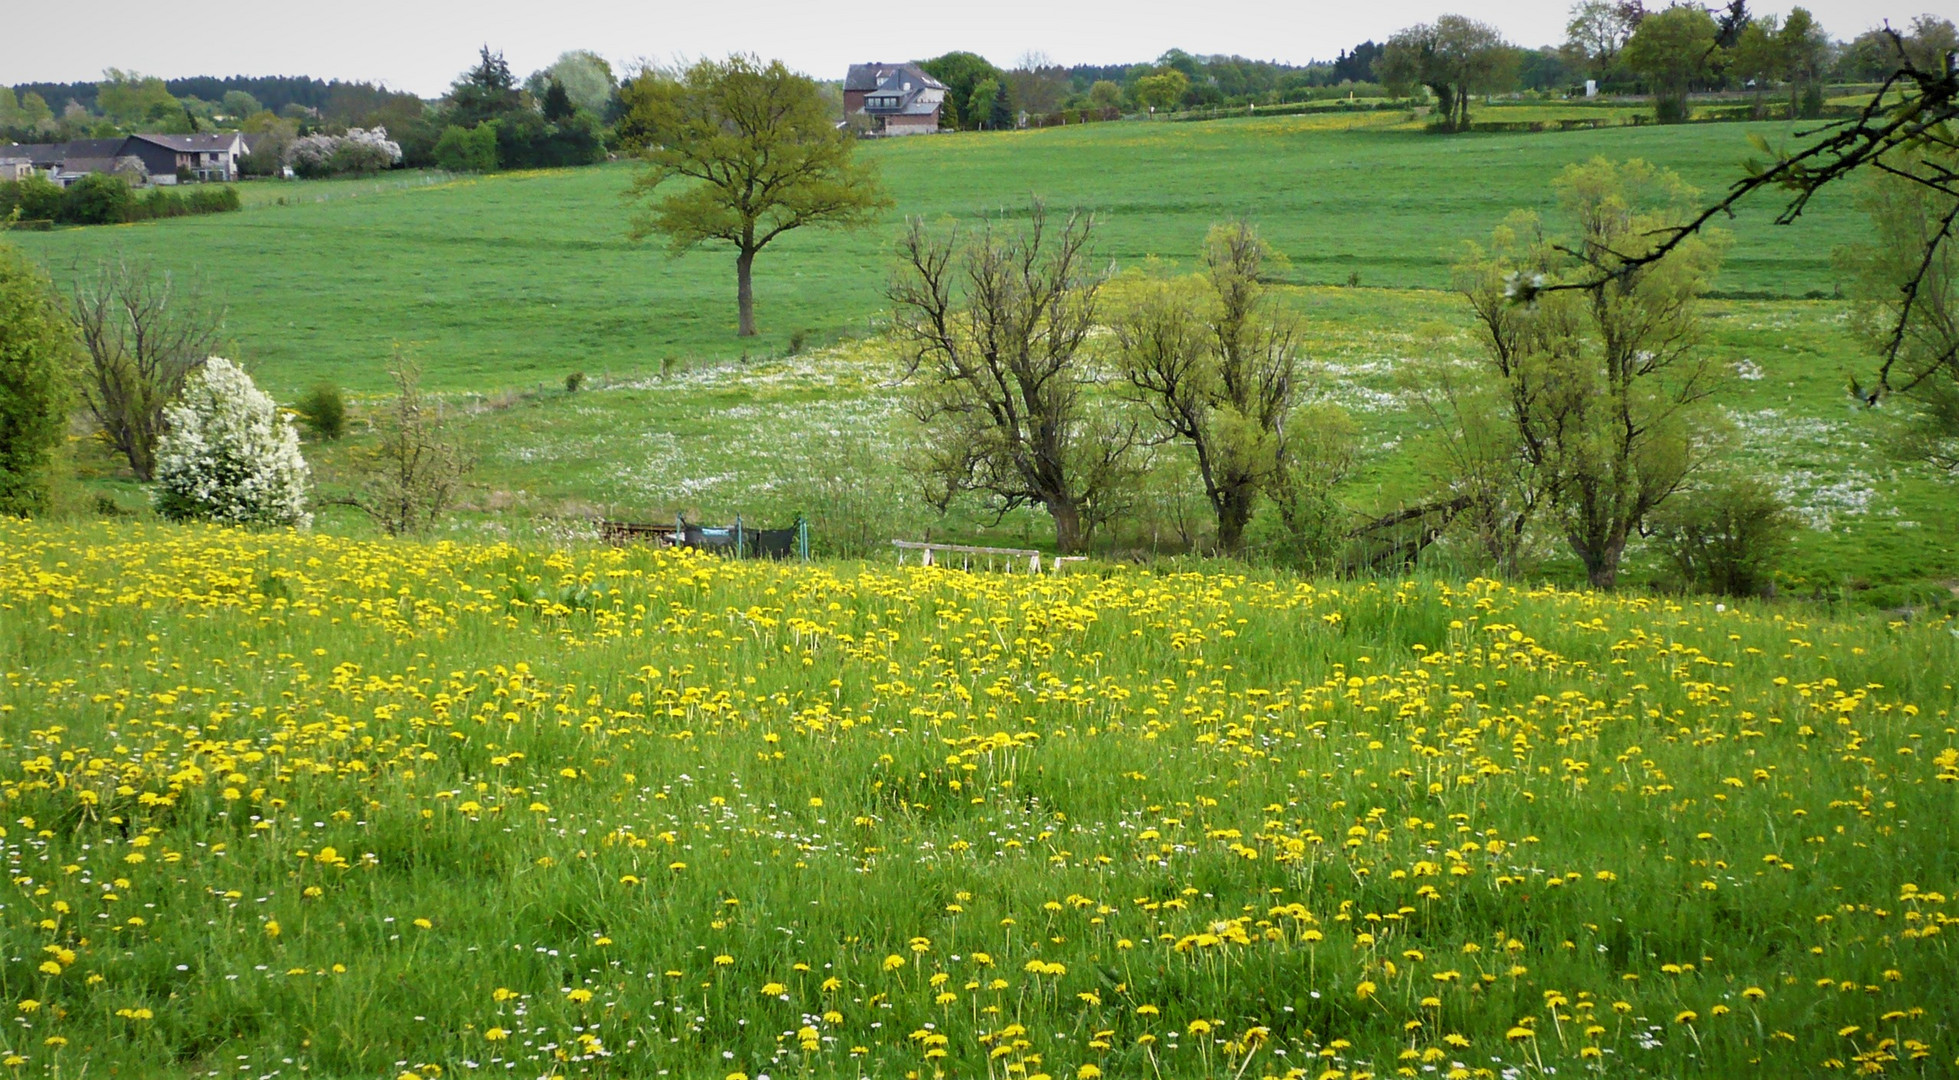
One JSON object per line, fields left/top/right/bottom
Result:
{"left": 293, "top": 382, "right": 347, "bottom": 440}
{"left": 0, "top": 243, "right": 77, "bottom": 516}
{"left": 434, "top": 123, "right": 499, "bottom": 173}
{"left": 60, "top": 173, "right": 136, "bottom": 225}
{"left": 153, "top": 357, "right": 311, "bottom": 528}
{"left": 0, "top": 176, "right": 65, "bottom": 223}
{"left": 1649, "top": 475, "right": 1798, "bottom": 597}
{"left": 343, "top": 353, "right": 471, "bottom": 536}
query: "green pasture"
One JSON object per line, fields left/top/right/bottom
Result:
{"left": 13, "top": 111, "right": 1862, "bottom": 396}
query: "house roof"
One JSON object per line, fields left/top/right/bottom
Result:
{"left": 4, "top": 144, "right": 61, "bottom": 165}
{"left": 129, "top": 132, "right": 242, "bottom": 153}
{"left": 846, "top": 62, "right": 944, "bottom": 94}
{"left": 58, "top": 138, "right": 130, "bottom": 159}
{"left": 57, "top": 157, "right": 128, "bottom": 176}
{"left": 856, "top": 64, "right": 946, "bottom": 117}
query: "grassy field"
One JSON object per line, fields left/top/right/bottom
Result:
{"left": 0, "top": 520, "right": 1953, "bottom": 1079}
{"left": 11, "top": 112, "right": 1864, "bottom": 395}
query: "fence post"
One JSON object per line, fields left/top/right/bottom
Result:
{"left": 797, "top": 515, "right": 809, "bottom": 561}
{"left": 735, "top": 515, "right": 744, "bottom": 559}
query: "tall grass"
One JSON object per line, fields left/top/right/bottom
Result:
{"left": 0, "top": 518, "right": 1951, "bottom": 1077}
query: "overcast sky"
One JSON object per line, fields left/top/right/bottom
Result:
{"left": 5, "top": 0, "right": 1949, "bottom": 97}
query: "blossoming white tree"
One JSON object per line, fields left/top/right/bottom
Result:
{"left": 153, "top": 357, "right": 311, "bottom": 528}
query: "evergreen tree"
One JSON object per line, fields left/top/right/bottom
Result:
{"left": 542, "top": 79, "right": 576, "bottom": 122}
{"left": 989, "top": 81, "right": 1013, "bottom": 129}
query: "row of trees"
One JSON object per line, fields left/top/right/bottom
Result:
{"left": 882, "top": 132, "right": 1947, "bottom": 591}
{"left": 1380, "top": 5, "right": 1953, "bottom": 130}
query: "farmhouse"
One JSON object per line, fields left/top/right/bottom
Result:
{"left": 842, "top": 62, "right": 946, "bottom": 136}
{"left": 0, "top": 132, "right": 245, "bottom": 186}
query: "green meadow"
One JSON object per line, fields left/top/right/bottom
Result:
{"left": 14, "top": 111, "right": 1862, "bottom": 395}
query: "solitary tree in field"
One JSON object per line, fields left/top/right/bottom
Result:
{"left": 888, "top": 203, "right": 1133, "bottom": 553}
{"left": 621, "top": 56, "right": 889, "bottom": 338}
{"left": 1376, "top": 15, "right": 1516, "bottom": 132}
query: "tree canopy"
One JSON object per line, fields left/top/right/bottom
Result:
{"left": 1375, "top": 15, "right": 1516, "bottom": 132}
{"left": 621, "top": 56, "right": 889, "bottom": 338}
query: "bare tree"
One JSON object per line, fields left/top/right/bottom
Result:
{"left": 1112, "top": 223, "right": 1302, "bottom": 554}
{"left": 341, "top": 354, "right": 472, "bottom": 536}
{"left": 888, "top": 203, "right": 1133, "bottom": 553}
{"left": 69, "top": 256, "right": 225, "bottom": 480}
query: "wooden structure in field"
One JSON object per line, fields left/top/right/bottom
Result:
{"left": 598, "top": 516, "right": 809, "bottom": 560}
{"left": 892, "top": 540, "right": 1084, "bottom": 574}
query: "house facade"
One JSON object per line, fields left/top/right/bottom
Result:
{"left": 842, "top": 63, "right": 946, "bottom": 136}
{"left": 0, "top": 132, "right": 245, "bottom": 187}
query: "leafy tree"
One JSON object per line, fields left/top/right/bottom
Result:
{"left": 1375, "top": 15, "right": 1517, "bottom": 132}
{"left": 888, "top": 203, "right": 1134, "bottom": 553}
{"left": 1112, "top": 224, "right": 1304, "bottom": 554}
{"left": 1133, "top": 70, "right": 1189, "bottom": 114}
{"left": 920, "top": 52, "right": 1005, "bottom": 130}
{"left": 70, "top": 257, "right": 226, "bottom": 481}
{"left": 621, "top": 57, "right": 888, "bottom": 338}
{"left": 1776, "top": 7, "right": 1830, "bottom": 118}
{"left": 1621, "top": 5, "right": 1719, "bottom": 122}
{"left": 1458, "top": 158, "right": 1725, "bottom": 588}
{"left": 526, "top": 51, "right": 616, "bottom": 115}
{"left": 1087, "top": 80, "right": 1123, "bottom": 117}
{"left": 153, "top": 357, "right": 311, "bottom": 529}
{"left": 96, "top": 69, "right": 177, "bottom": 126}
{"left": 340, "top": 353, "right": 471, "bottom": 536}
{"left": 0, "top": 243, "right": 76, "bottom": 516}
{"left": 220, "top": 90, "right": 262, "bottom": 118}
{"left": 968, "top": 78, "right": 1002, "bottom": 128}
{"left": 1565, "top": 0, "right": 1642, "bottom": 77}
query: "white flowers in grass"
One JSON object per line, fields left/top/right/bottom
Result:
{"left": 154, "top": 358, "right": 311, "bottom": 529}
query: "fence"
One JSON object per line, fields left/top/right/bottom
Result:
{"left": 892, "top": 540, "right": 1085, "bottom": 575}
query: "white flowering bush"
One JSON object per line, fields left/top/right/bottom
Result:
{"left": 285, "top": 127, "right": 403, "bottom": 177}
{"left": 153, "top": 357, "right": 312, "bottom": 529}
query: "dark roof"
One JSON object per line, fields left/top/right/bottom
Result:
{"left": 845, "top": 62, "right": 943, "bottom": 93}
{"left": 58, "top": 157, "right": 127, "bottom": 176}
{"left": 128, "top": 132, "right": 241, "bottom": 152}
{"left": 4, "top": 144, "right": 62, "bottom": 165}
{"left": 859, "top": 65, "right": 946, "bottom": 117}
{"left": 58, "top": 138, "right": 130, "bottom": 159}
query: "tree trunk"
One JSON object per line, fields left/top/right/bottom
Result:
{"left": 1215, "top": 484, "right": 1255, "bottom": 555}
{"left": 735, "top": 247, "right": 756, "bottom": 338}
{"left": 1048, "top": 498, "right": 1084, "bottom": 555}
{"left": 1579, "top": 533, "right": 1626, "bottom": 590}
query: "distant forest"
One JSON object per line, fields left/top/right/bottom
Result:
{"left": 8, "top": 75, "right": 406, "bottom": 120}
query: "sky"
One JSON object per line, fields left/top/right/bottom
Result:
{"left": 5, "top": 0, "right": 1951, "bottom": 97}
